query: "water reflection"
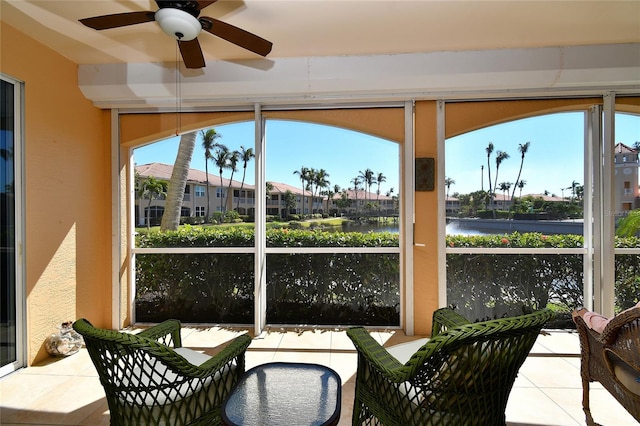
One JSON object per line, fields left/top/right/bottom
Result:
{"left": 341, "top": 222, "right": 399, "bottom": 234}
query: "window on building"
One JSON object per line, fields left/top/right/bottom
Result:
{"left": 195, "top": 206, "right": 205, "bottom": 216}
{"left": 195, "top": 185, "right": 205, "bottom": 197}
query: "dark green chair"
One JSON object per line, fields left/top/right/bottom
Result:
{"left": 73, "top": 318, "right": 251, "bottom": 426}
{"left": 347, "top": 307, "right": 553, "bottom": 426}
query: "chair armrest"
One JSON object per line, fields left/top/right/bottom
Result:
{"left": 600, "top": 307, "right": 640, "bottom": 345}
{"left": 156, "top": 333, "right": 252, "bottom": 379}
{"left": 137, "top": 319, "right": 182, "bottom": 348}
{"left": 432, "top": 308, "right": 470, "bottom": 337}
{"left": 347, "top": 327, "right": 410, "bottom": 383}
{"left": 197, "top": 334, "right": 252, "bottom": 374}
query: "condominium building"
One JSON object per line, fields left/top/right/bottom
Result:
{"left": 614, "top": 143, "right": 640, "bottom": 214}
{"left": 136, "top": 163, "right": 396, "bottom": 224}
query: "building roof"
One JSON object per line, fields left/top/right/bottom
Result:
{"left": 332, "top": 189, "right": 392, "bottom": 201}
{"left": 616, "top": 142, "right": 638, "bottom": 154}
{"left": 524, "top": 193, "right": 568, "bottom": 202}
{"left": 135, "top": 162, "right": 252, "bottom": 189}
{"left": 268, "top": 181, "right": 304, "bottom": 196}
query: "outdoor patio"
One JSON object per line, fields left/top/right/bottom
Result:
{"left": 0, "top": 327, "right": 636, "bottom": 426}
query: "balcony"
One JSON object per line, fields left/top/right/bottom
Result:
{"left": 0, "top": 327, "right": 636, "bottom": 425}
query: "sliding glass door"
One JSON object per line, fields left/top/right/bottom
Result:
{"left": 1, "top": 75, "right": 24, "bottom": 376}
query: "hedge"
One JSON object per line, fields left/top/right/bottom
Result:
{"left": 135, "top": 227, "right": 400, "bottom": 325}
{"left": 446, "top": 232, "right": 640, "bottom": 323}
{"left": 134, "top": 227, "right": 640, "bottom": 326}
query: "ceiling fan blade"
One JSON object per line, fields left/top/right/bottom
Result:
{"left": 195, "top": 1, "right": 218, "bottom": 10}
{"left": 153, "top": 1, "right": 217, "bottom": 12}
{"left": 179, "top": 39, "right": 206, "bottom": 68}
{"left": 199, "top": 16, "right": 272, "bottom": 57}
{"left": 79, "top": 11, "right": 155, "bottom": 30}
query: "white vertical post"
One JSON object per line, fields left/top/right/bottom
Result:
{"left": 601, "top": 94, "right": 616, "bottom": 317}
{"left": 403, "top": 100, "right": 415, "bottom": 335}
{"left": 254, "top": 104, "right": 267, "bottom": 335}
{"left": 584, "top": 108, "right": 597, "bottom": 311}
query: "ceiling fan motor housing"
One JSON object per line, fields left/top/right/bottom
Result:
{"left": 155, "top": 7, "right": 202, "bottom": 41}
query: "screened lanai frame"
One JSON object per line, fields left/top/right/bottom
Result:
{"left": 0, "top": 73, "right": 26, "bottom": 377}
{"left": 121, "top": 103, "right": 412, "bottom": 335}
{"left": 438, "top": 95, "right": 640, "bottom": 319}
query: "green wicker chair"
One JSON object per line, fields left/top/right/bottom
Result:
{"left": 73, "top": 318, "right": 251, "bottom": 426}
{"left": 347, "top": 307, "right": 553, "bottom": 426}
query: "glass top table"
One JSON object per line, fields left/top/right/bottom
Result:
{"left": 221, "top": 362, "right": 342, "bottom": 426}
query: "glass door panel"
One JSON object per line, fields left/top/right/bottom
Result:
{"left": 1, "top": 77, "right": 22, "bottom": 376}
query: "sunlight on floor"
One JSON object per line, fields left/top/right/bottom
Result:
{"left": 0, "top": 328, "right": 637, "bottom": 426}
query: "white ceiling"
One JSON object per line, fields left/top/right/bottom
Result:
{"left": 3, "top": 0, "right": 640, "bottom": 65}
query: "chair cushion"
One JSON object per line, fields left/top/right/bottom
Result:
{"left": 174, "top": 347, "right": 212, "bottom": 366}
{"left": 386, "top": 338, "right": 430, "bottom": 364}
{"left": 613, "top": 359, "right": 640, "bottom": 396}
{"left": 582, "top": 311, "right": 611, "bottom": 333}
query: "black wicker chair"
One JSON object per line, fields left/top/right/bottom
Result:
{"left": 347, "top": 307, "right": 553, "bottom": 426}
{"left": 73, "top": 318, "right": 251, "bottom": 426}
{"left": 572, "top": 306, "right": 640, "bottom": 425}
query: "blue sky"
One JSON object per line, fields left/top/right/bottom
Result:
{"left": 134, "top": 120, "right": 401, "bottom": 196}
{"left": 446, "top": 112, "right": 640, "bottom": 196}
{"left": 133, "top": 113, "right": 640, "bottom": 198}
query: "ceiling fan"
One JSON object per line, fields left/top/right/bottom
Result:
{"left": 79, "top": 0, "right": 272, "bottom": 69}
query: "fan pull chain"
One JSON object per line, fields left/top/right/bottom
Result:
{"left": 175, "top": 42, "right": 182, "bottom": 136}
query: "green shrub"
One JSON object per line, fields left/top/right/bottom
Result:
{"left": 134, "top": 228, "right": 639, "bottom": 326}
{"left": 135, "top": 227, "right": 400, "bottom": 325}
{"left": 446, "top": 232, "right": 640, "bottom": 322}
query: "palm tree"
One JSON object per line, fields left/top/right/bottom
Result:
{"left": 200, "top": 128, "right": 222, "bottom": 220}
{"left": 616, "top": 209, "right": 640, "bottom": 237}
{"left": 139, "top": 175, "right": 168, "bottom": 229}
{"left": 498, "top": 182, "right": 511, "bottom": 210}
{"left": 445, "top": 177, "right": 455, "bottom": 200}
{"left": 283, "top": 190, "right": 296, "bottom": 218}
{"left": 568, "top": 180, "right": 579, "bottom": 203}
{"left": 326, "top": 184, "right": 340, "bottom": 216}
{"left": 265, "top": 181, "right": 274, "bottom": 202}
{"left": 351, "top": 176, "right": 362, "bottom": 213}
{"left": 212, "top": 144, "right": 230, "bottom": 214}
{"left": 511, "top": 141, "right": 530, "bottom": 201}
{"left": 375, "top": 172, "right": 386, "bottom": 213}
{"left": 517, "top": 180, "right": 527, "bottom": 197}
{"left": 225, "top": 150, "right": 240, "bottom": 211}
{"left": 236, "top": 146, "right": 254, "bottom": 211}
{"left": 485, "top": 142, "right": 494, "bottom": 208}
{"left": 161, "top": 131, "right": 196, "bottom": 231}
{"left": 359, "top": 168, "right": 375, "bottom": 208}
{"left": 313, "top": 168, "right": 330, "bottom": 214}
{"left": 293, "top": 166, "right": 310, "bottom": 216}
{"left": 306, "top": 168, "right": 317, "bottom": 214}
{"left": 492, "top": 150, "right": 510, "bottom": 212}
{"left": 385, "top": 187, "right": 395, "bottom": 214}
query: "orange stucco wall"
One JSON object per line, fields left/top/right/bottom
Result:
{"left": 413, "top": 101, "right": 440, "bottom": 334}
{"left": 1, "top": 23, "right": 112, "bottom": 364}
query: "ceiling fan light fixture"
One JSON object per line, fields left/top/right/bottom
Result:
{"left": 155, "top": 8, "right": 201, "bottom": 41}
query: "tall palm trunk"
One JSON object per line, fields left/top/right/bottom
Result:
{"left": 511, "top": 142, "right": 530, "bottom": 201}
{"left": 486, "top": 143, "right": 494, "bottom": 210}
{"left": 204, "top": 160, "right": 211, "bottom": 220}
{"left": 161, "top": 132, "right": 196, "bottom": 231}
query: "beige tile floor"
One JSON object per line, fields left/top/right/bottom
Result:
{"left": 0, "top": 327, "right": 637, "bottom": 426}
